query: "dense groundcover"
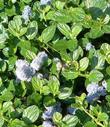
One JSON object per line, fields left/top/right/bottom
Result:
{"left": 1, "top": 0, "right": 110, "bottom": 127}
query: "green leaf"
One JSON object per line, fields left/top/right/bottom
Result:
{"left": 0, "top": 117, "right": 4, "bottom": 127}
{"left": 0, "top": 23, "right": 8, "bottom": 43}
{"left": 40, "top": 24, "right": 56, "bottom": 43}
{"left": 106, "top": 54, "right": 110, "bottom": 64}
{"left": 53, "top": 112, "right": 62, "bottom": 123}
{"left": 79, "top": 57, "right": 89, "bottom": 71}
{"left": 58, "top": 87, "right": 72, "bottom": 100}
{"left": 71, "top": 25, "right": 82, "bottom": 38}
{"left": 22, "top": 105, "right": 39, "bottom": 123}
{"left": 53, "top": 39, "right": 77, "bottom": 61}
{"left": 86, "top": 26, "right": 104, "bottom": 39}
{"left": 48, "top": 76, "right": 60, "bottom": 96}
{"left": 57, "top": 23, "right": 71, "bottom": 38}
{"left": 22, "top": 0, "right": 32, "bottom": 4}
{"left": 8, "top": 16, "right": 27, "bottom": 37}
{"left": 88, "top": 70, "right": 104, "bottom": 82}
{"left": 69, "top": 8, "right": 85, "bottom": 22}
{"left": 43, "top": 96, "right": 56, "bottom": 107}
{"left": 84, "top": 121, "right": 97, "bottom": 127}
{"left": 106, "top": 66, "right": 110, "bottom": 76}
{"left": 101, "top": 43, "right": 110, "bottom": 55}
{"left": 106, "top": 79, "right": 110, "bottom": 92}
{"left": 20, "top": 48, "right": 36, "bottom": 60}
{"left": 62, "top": 70, "right": 79, "bottom": 80}
{"left": 95, "top": 53, "right": 105, "bottom": 70}
{"left": 46, "top": 10, "right": 72, "bottom": 23}
{"left": 73, "top": 46, "right": 83, "bottom": 61}
{"left": 32, "top": 77, "right": 44, "bottom": 92}
{"left": 84, "top": 0, "right": 107, "bottom": 19}
{"left": 9, "top": 119, "right": 27, "bottom": 127}
{"left": 26, "top": 21, "right": 38, "bottom": 40}
{"left": 0, "top": 90, "right": 13, "bottom": 102}
{"left": 98, "top": 112, "right": 109, "bottom": 122}
{"left": 3, "top": 101, "right": 13, "bottom": 112}
{"left": 62, "top": 115, "right": 79, "bottom": 127}
{"left": 84, "top": 0, "right": 107, "bottom": 10}
{"left": 0, "top": 59, "right": 7, "bottom": 72}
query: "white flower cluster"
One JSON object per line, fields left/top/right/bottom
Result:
{"left": 86, "top": 81, "right": 107, "bottom": 103}
{"left": 85, "top": 43, "right": 94, "bottom": 51}
{"left": 53, "top": 58, "right": 62, "bottom": 71}
{"left": 40, "top": 0, "right": 52, "bottom": 5}
{"left": 15, "top": 51, "right": 48, "bottom": 82}
{"left": 22, "top": 5, "right": 32, "bottom": 23}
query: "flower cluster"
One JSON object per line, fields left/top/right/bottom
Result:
{"left": 15, "top": 51, "right": 48, "bottom": 82}
{"left": 40, "top": 0, "right": 52, "bottom": 5}
{"left": 85, "top": 43, "right": 94, "bottom": 51}
{"left": 53, "top": 58, "right": 62, "bottom": 71}
{"left": 31, "top": 51, "right": 48, "bottom": 71}
{"left": 22, "top": 5, "right": 32, "bottom": 23}
{"left": 42, "top": 103, "right": 62, "bottom": 127}
{"left": 42, "top": 121, "right": 55, "bottom": 127}
{"left": 86, "top": 81, "right": 107, "bottom": 103}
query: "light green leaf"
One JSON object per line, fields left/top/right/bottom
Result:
{"left": 22, "top": 105, "right": 39, "bottom": 123}
{"left": 40, "top": 25, "right": 56, "bottom": 43}
{"left": 71, "top": 25, "right": 82, "bottom": 38}
{"left": 101, "top": 43, "right": 110, "bottom": 55}
{"left": 26, "top": 21, "right": 38, "bottom": 40}
{"left": 98, "top": 112, "right": 109, "bottom": 122}
{"left": 57, "top": 23, "right": 71, "bottom": 38}
{"left": 84, "top": 121, "right": 97, "bottom": 127}
{"left": 48, "top": 76, "right": 60, "bottom": 96}
{"left": 88, "top": 70, "right": 104, "bottom": 82}
{"left": 62, "top": 70, "right": 79, "bottom": 80}
{"left": 9, "top": 119, "right": 27, "bottom": 127}
{"left": 63, "top": 115, "right": 79, "bottom": 127}
{"left": 58, "top": 87, "right": 72, "bottom": 100}
{"left": 79, "top": 57, "right": 89, "bottom": 71}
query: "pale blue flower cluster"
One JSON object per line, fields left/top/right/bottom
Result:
{"left": 40, "top": 0, "right": 52, "bottom": 5}
{"left": 15, "top": 51, "right": 48, "bottom": 82}
{"left": 15, "top": 60, "right": 35, "bottom": 82}
{"left": 22, "top": 5, "right": 32, "bottom": 23}
{"left": 86, "top": 82, "right": 107, "bottom": 103}
{"left": 42, "top": 103, "right": 62, "bottom": 120}
{"left": 42, "top": 120, "right": 54, "bottom": 127}
{"left": 31, "top": 51, "right": 48, "bottom": 71}
{"left": 42, "top": 103, "right": 61, "bottom": 127}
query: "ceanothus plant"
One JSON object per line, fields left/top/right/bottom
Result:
{"left": 0, "top": 0, "right": 110, "bottom": 127}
